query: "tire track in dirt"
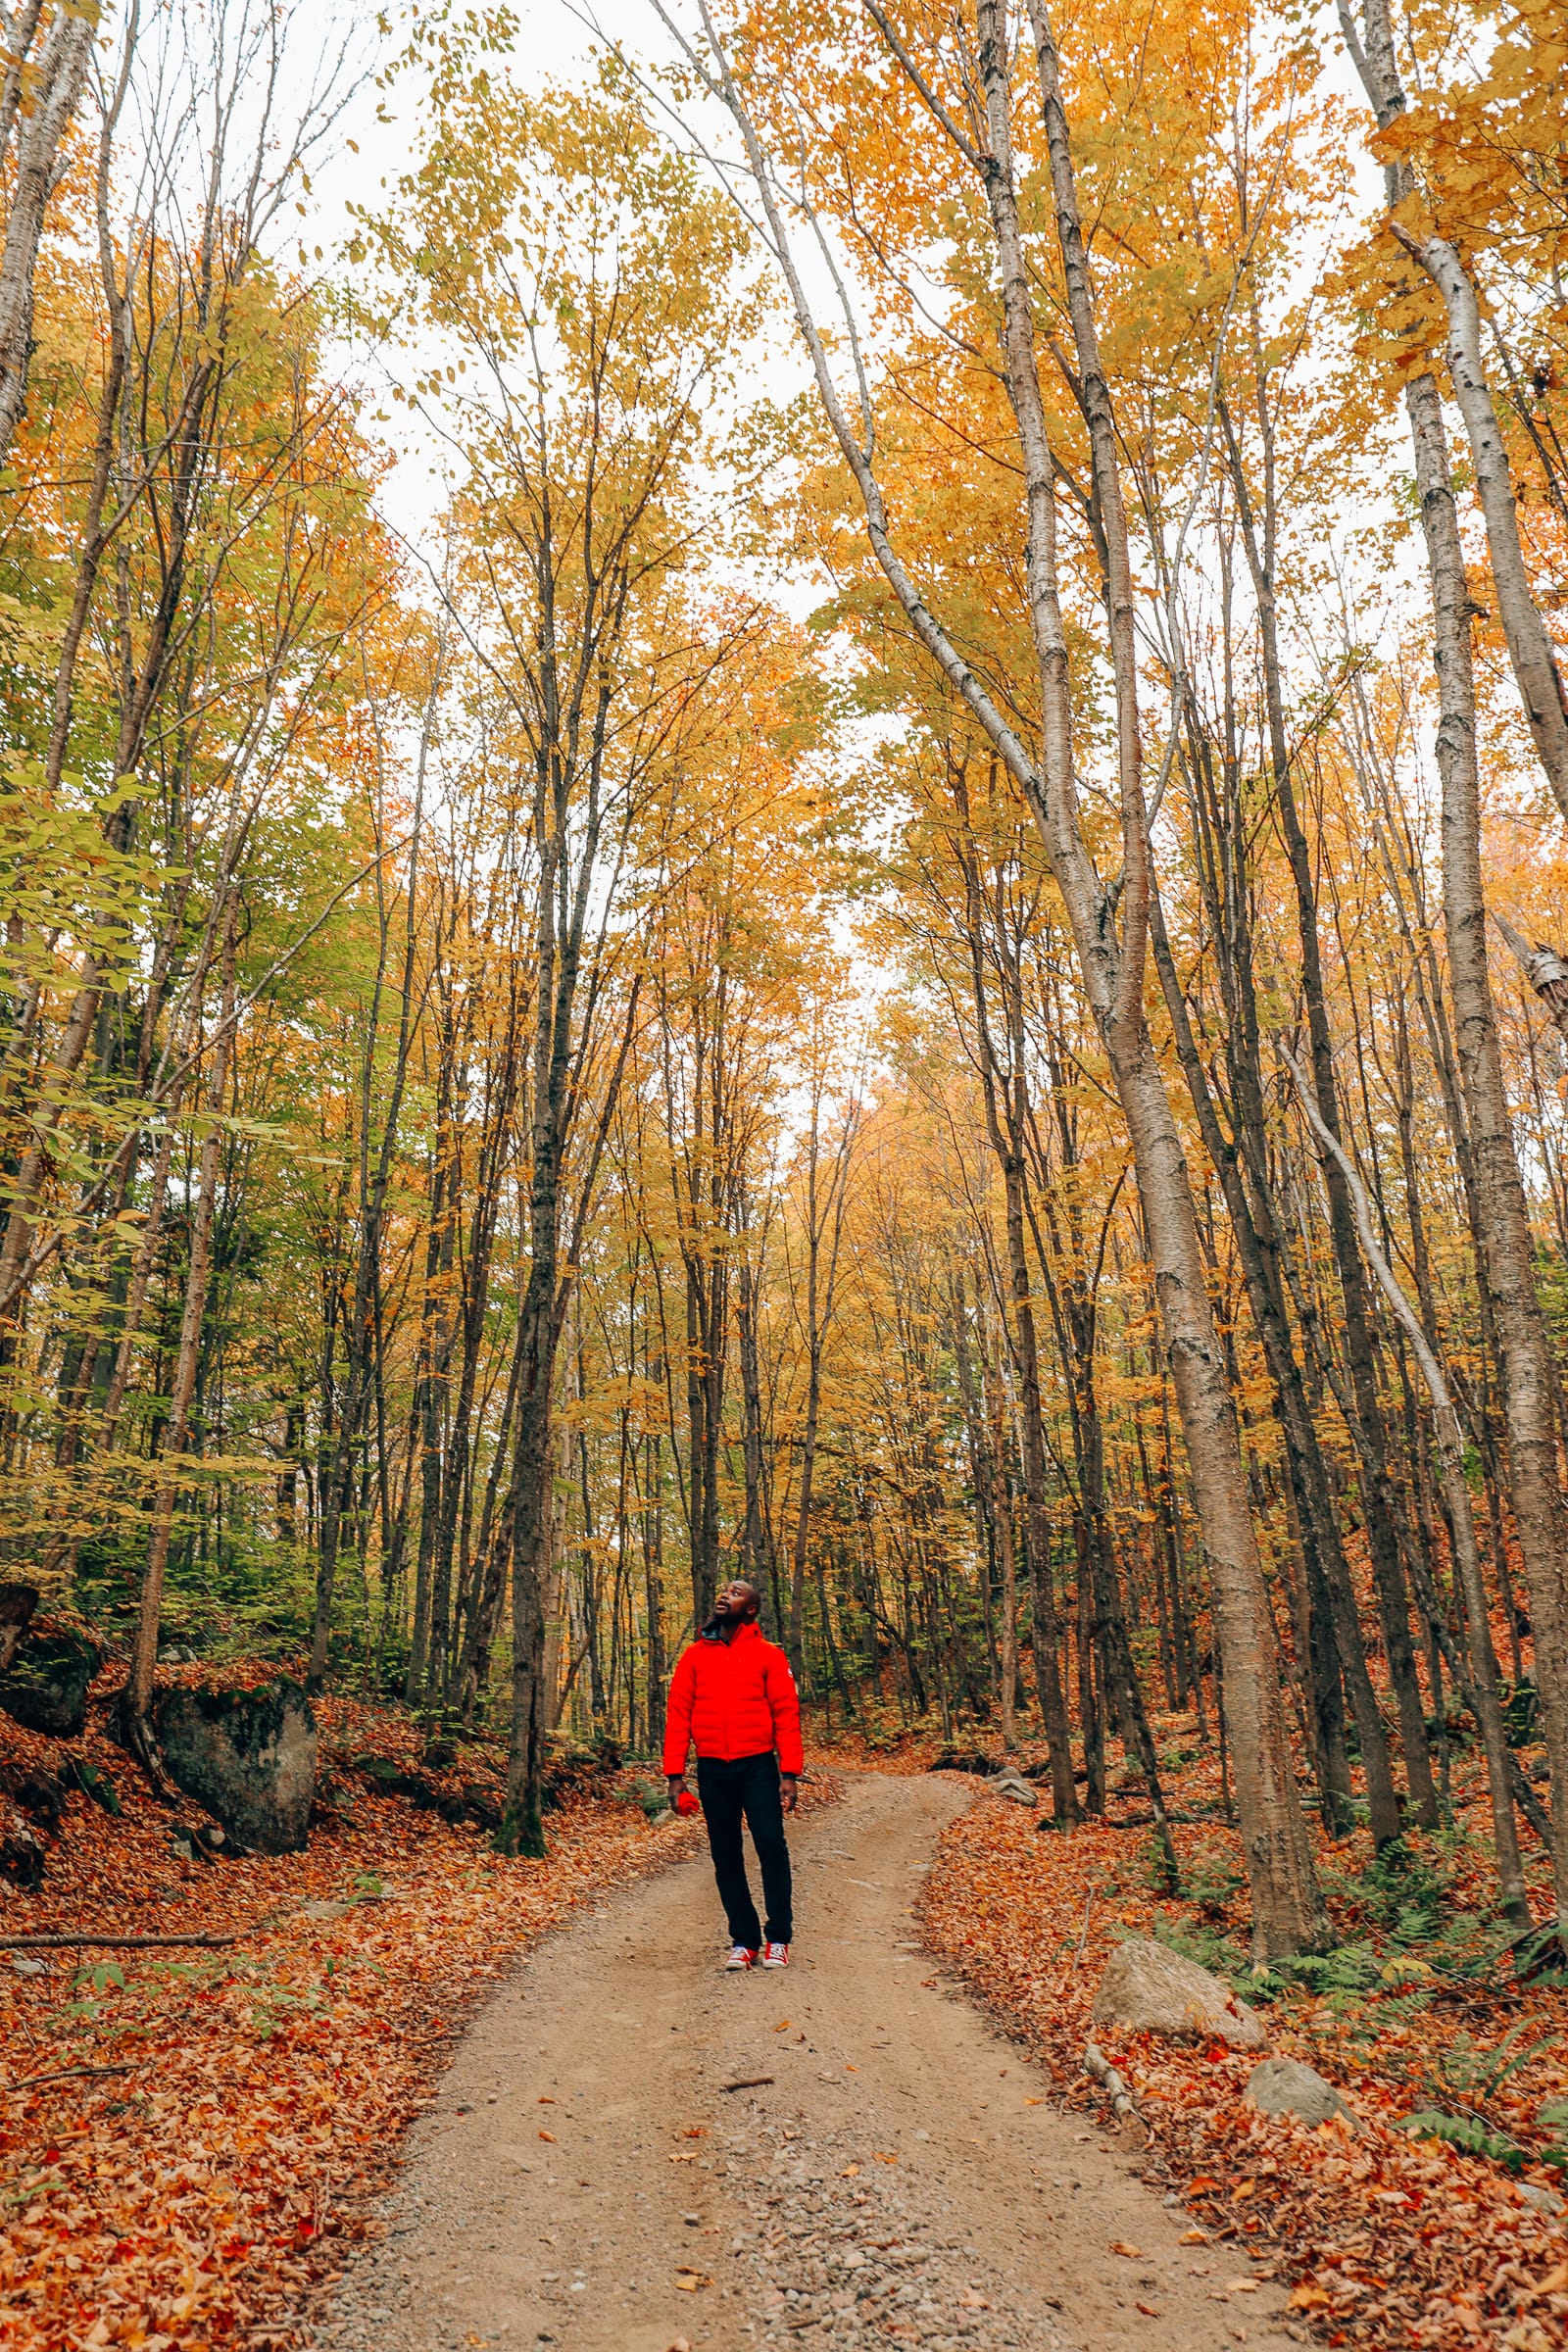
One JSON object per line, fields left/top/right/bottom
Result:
{"left": 313, "top": 1774, "right": 1300, "bottom": 2352}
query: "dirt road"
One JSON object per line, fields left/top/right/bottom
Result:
{"left": 315, "top": 1774, "right": 1299, "bottom": 2352}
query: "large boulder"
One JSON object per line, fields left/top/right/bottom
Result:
{"left": 157, "top": 1678, "right": 317, "bottom": 1853}
{"left": 0, "top": 1821, "right": 45, "bottom": 1887}
{"left": 1245, "top": 2057, "right": 1355, "bottom": 2130}
{"left": 0, "top": 1583, "right": 38, "bottom": 1674}
{"left": 0, "top": 1625, "right": 100, "bottom": 1737}
{"left": 0, "top": 1764, "right": 65, "bottom": 1834}
{"left": 1091, "top": 1934, "right": 1265, "bottom": 2050}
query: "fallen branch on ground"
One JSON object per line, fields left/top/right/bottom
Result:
{"left": 1084, "top": 2040, "right": 1141, "bottom": 2125}
{"left": 1096, "top": 1808, "right": 1234, "bottom": 1830}
{"left": 0, "top": 1933, "right": 239, "bottom": 1950}
{"left": 4, "top": 2064, "right": 131, "bottom": 2093}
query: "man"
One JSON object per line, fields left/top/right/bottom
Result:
{"left": 664, "top": 1577, "right": 802, "bottom": 1970}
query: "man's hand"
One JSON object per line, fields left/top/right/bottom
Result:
{"left": 780, "top": 1773, "right": 799, "bottom": 1816}
{"left": 667, "top": 1774, "right": 687, "bottom": 1805}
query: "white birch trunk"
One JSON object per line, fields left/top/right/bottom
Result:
{"left": 0, "top": 0, "right": 97, "bottom": 457}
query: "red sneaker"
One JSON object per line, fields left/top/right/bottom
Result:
{"left": 723, "top": 1944, "right": 759, "bottom": 1970}
{"left": 760, "top": 1940, "right": 790, "bottom": 1968}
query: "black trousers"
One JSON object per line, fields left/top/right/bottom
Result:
{"left": 696, "top": 1750, "right": 794, "bottom": 1947}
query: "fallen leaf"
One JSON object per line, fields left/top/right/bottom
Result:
{"left": 1111, "top": 2240, "right": 1143, "bottom": 2259}
{"left": 0, "top": 1680, "right": 676, "bottom": 2352}
{"left": 538, "top": 2130, "right": 557, "bottom": 2142}
{"left": 914, "top": 1775, "right": 1568, "bottom": 2352}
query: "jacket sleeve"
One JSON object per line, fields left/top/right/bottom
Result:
{"left": 765, "top": 1645, "right": 804, "bottom": 1775}
{"left": 662, "top": 1646, "right": 698, "bottom": 1776}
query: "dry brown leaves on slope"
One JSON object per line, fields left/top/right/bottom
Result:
{"left": 0, "top": 1678, "right": 707, "bottom": 2351}
{"left": 909, "top": 1740, "right": 1568, "bottom": 2351}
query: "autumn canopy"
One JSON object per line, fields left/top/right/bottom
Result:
{"left": 0, "top": 0, "right": 1566, "bottom": 1998}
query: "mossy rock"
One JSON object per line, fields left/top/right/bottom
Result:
{"left": 0, "top": 1583, "right": 38, "bottom": 1673}
{"left": 157, "top": 1678, "right": 317, "bottom": 1853}
{"left": 0, "top": 1627, "right": 99, "bottom": 1738}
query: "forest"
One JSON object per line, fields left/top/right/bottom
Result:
{"left": 2, "top": 0, "right": 1568, "bottom": 1957}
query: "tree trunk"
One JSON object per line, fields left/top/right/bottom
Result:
{"left": 709, "top": 0, "right": 1329, "bottom": 1949}
{"left": 1404, "top": 368, "right": 1568, "bottom": 1926}
{"left": 1219, "top": 405, "right": 1404, "bottom": 1849}
{"left": 736, "top": 1249, "right": 775, "bottom": 1594}
{"left": 499, "top": 1246, "right": 556, "bottom": 1858}
{"left": 1340, "top": 0, "right": 1568, "bottom": 1917}
{"left": 124, "top": 896, "right": 238, "bottom": 1740}
{"left": 1408, "top": 234, "right": 1568, "bottom": 824}
{"left": 0, "top": 0, "right": 97, "bottom": 458}
{"left": 1289, "top": 1057, "right": 1531, "bottom": 1927}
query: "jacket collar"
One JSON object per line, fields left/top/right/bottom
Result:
{"left": 701, "top": 1616, "right": 761, "bottom": 1646}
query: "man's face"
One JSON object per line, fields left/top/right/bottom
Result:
{"left": 714, "top": 1579, "right": 760, "bottom": 1620}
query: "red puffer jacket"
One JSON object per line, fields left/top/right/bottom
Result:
{"left": 662, "top": 1622, "right": 803, "bottom": 1776}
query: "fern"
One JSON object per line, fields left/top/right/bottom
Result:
{"left": 1425, "top": 2022, "right": 1558, "bottom": 2107}
{"left": 1152, "top": 1920, "right": 1255, "bottom": 1987}
{"left": 1400, "top": 2111, "right": 1529, "bottom": 2174}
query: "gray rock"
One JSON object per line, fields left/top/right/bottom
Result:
{"left": 992, "top": 1774, "right": 1038, "bottom": 1807}
{"left": 0, "top": 1626, "right": 99, "bottom": 1738}
{"left": 299, "top": 1898, "right": 355, "bottom": 1921}
{"left": 1245, "top": 2056, "right": 1355, "bottom": 2130}
{"left": 156, "top": 1677, "right": 317, "bottom": 1852}
{"left": 1519, "top": 2181, "right": 1565, "bottom": 2217}
{"left": 1091, "top": 1934, "right": 1265, "bottom": 2050}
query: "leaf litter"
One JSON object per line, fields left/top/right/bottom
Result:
{"left": 890, "top": 1717, "right": 1568, "bottom": 2351}
{"left": 0, "top": 1667, "right": 709, "bottom": 2349}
